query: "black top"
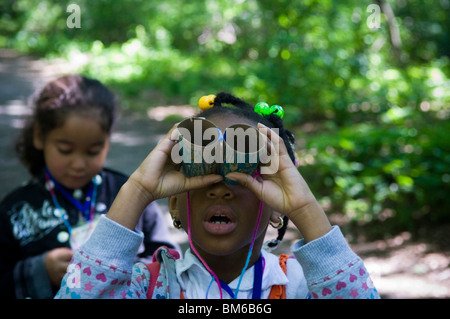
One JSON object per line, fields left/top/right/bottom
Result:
{"left": 0, "top": 168, "right": 176, "bottom": 299}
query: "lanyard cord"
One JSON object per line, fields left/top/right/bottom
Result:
{"left": 234, "top": 198, "right": 264, "bottom": 299}
{"left": 186, "top": 171, "right": 264, "bottom": 299}
{"left": 218, "top": 255, "right": 264, "bottom": 299}
{"left": 186, "top": 191, "right": 223, "bottom": 299}
{"left": 44, "top": 171, "right": 72, "bottom": 234}
{"left": 44, "top": 168, "right": 100, "bottom": 231}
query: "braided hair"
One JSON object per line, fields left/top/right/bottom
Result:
{"left": 198, "top": 92, "right": 296, "bottom": 249}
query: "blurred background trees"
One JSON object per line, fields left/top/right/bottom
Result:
{"left": 1, "top": 0, "right": 449, "bottom": 237}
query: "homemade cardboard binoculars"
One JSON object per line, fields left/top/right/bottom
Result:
{"left": 173, "top": 117, "right": 266, "bottom": 184}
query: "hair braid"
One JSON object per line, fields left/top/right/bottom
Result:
{"left": 213, "top": 92, "right": 253, "bottom": 109}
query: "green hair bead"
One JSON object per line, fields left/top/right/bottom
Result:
{"left": 254, "top": 102, "right": 284, "bottom": 119}
{"left": 271, "top": 104, "right": 284, "bottom": 119}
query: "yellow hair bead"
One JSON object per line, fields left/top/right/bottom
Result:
{"left": 199, "top": 95, "right": 216, "bottom": 110}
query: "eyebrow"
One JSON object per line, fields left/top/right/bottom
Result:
{"left": 89, "top": 140, "right": 106, "bottom": 147}
{"left": 55, "top": 140, "right": 73, "bottom": 146}
{"left": 55, "top": 139, "right": 106, "bottom": 147}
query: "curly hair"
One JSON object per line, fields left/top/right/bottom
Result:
{"left": 15, "top": 75, "right": 118, "bottom": 177}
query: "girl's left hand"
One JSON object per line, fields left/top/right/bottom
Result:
{"left": 225, "top": 123, "right": 331, "bottom": 241}
{"left": 225, "top": 123, "right": 313, "bottom": 216}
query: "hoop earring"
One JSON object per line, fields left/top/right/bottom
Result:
{"left": 173, "top": 219, "right": 182, "bottom": 229}
{"left": 269, "top": 216, "right": 284, "bottom": 230}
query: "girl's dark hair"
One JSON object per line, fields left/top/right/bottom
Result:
{"left": 198, "top": 92, "right": 296, "bottom": 248}
{"left": 15, "top": 75, "right": 118, "bottom": 177}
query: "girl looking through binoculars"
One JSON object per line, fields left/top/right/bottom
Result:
{"left": 56, "top": 92, "right": 379, "bottom": 299}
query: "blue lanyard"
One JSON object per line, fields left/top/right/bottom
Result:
{"left": 44, "top": 168, "right": 100, "bottom": 227}
{"left": 44, "top": 171, "right": 72, "bottom": 233}
{"left": 217, "top": 255, "right": 264, "bottom": 299}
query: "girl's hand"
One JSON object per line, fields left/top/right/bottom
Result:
{"left": 44, "top": 247, "right": 74, "bottom": 286}
{"left": 107, "top": 124, "right": 223, "bottom": 230}
{"left": 130, "top": 124, "right": 223, "bottom": 202}
{"left": 225, "top": 123, "right": 331, "bottom": 242}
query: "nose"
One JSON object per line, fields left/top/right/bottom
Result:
{"left": 207, "top": 182, "right": 234, "bottom": 199}
{"left": 70, "top": 154, "right": 88, "bottom": 171}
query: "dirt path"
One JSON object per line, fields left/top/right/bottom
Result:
{"left": 351, "top": 228, "right": 450, "bottom": 298}
{"left": 1, "top": 49, "right": 448, "bottom": 298}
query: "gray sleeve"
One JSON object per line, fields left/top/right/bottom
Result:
{"left": 134, "top": 201, "right": 179, "bottom": 263}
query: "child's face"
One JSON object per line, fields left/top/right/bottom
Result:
{"left": 170, "top": 114, "right": 274, "bottom": 258}
{"left": 34, "top": 113, "right": 110, "bottom": 189}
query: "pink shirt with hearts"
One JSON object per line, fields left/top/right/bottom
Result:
{"left": 55, "top": 215, "right": 380, "bottom": 299}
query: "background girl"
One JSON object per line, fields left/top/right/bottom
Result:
{"left": 0, "top": 75, "right": 176, "bottom": 299}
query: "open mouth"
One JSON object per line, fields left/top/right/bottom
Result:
{"left": 203, "top": 207, "right": 237, "bottom": 235}
{"left": 208, "top": 214, "right": 232, "bottom": 224}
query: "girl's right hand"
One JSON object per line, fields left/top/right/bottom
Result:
{"left": 129, "top": 124, "right": 223, "bottom": 202}
{"left": 107, "top": 124, "right": 223, "bottom": 230}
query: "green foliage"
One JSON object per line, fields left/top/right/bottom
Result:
{"left": 300, "top": 109, "right": 450, "bottom": 233}
{"left": 2, "top": 0, "right": 449, "bottom": 233}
